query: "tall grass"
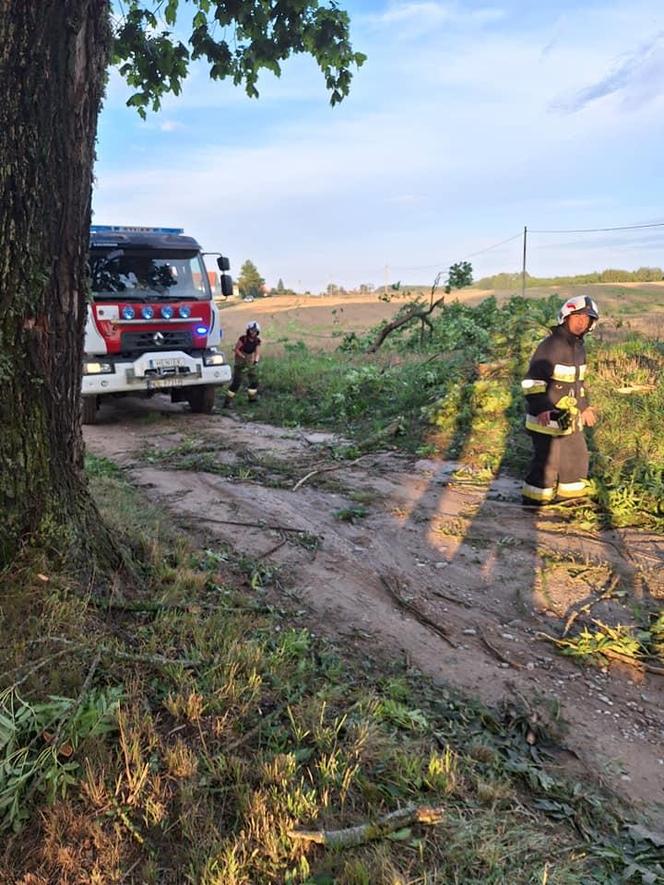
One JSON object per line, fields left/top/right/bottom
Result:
{"left": 237, "top": 297, "right": 664, "bottom": 527}
{"left": 588, "top": 340, "right": 664, "bottom": 526}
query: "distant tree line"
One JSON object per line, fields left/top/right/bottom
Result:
{"left": 476, "top": 268, "right": 664, "bottom": 289}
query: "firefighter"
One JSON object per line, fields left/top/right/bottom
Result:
{"left": 224, "top": 321, "right": 262, "bottom": 406}
{"left": 521, "top": 295, "right": 599, "bottom": 506}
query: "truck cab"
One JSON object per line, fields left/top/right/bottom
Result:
{"left": 83, "top": 226, "right": 233, "bottom": 423}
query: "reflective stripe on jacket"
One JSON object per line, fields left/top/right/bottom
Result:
{"left": 521, "top": 325, "right": 589, "bottom": 436}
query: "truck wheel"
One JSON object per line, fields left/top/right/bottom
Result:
{"left": 187, "top": 385, "right": 216, "bottom": 414}
{"left": 82, "top": 395, "right": 98, "bottom": 425}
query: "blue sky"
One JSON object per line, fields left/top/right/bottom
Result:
{"left": 95, "top": 0, "right": 664, "bottom": 290}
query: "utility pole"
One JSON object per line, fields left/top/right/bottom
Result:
{"left": 521, "top": 226, "right": 528, "bottom": 298}
{"left": 383, "top": 264, "right": 388, "bottom": 299}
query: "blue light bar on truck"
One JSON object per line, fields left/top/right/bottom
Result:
{"left": 90, "top": 225, "right": 184, "bottom": 235}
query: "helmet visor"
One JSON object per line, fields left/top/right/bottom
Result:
{"left": 578, "top": 296, "right": 599, "bottom": 319}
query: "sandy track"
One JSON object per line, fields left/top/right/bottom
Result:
{"left": 85, "top": 395, "right": 664, "bottom": 821}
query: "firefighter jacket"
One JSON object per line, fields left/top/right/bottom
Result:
{"left": 521, "top": 325, "right": 590, "bottom": 436}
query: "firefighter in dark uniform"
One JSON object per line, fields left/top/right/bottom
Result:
{"left": 521, "top": 295, "right": 599, "bottom": 505}
{"left": 223, "top": 321, "right": 261, "bottom": 406}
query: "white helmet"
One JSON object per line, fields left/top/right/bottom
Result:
{"left": 246, "top": 321, "right": 261, "bottom": 333}
{"left": 557, "top": 295, "right": 599, "bottom": 332}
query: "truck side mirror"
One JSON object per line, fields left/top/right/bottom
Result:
{"left": 217, "top": 256, "right": 230, "bottom": 272}
{"left": 220, "top": 274, "right": 233, "bottom": 298}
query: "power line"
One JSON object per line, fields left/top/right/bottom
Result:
{"left": 386, "top": 231, "right": 523, "bottom": 274}
{"left": 389, "top": 258, "right": 453, "bottom": 272}
{"left": 530, "top": 221, "right": 664, "bottom": 234}
{"left": 462, "top": 231, "right": 522, "bottom": 259}
{"left": 351, "top": 219, "right": 664, "bottom": 285}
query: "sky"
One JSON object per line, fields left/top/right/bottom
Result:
{"left": 94, "top": 0, "right": 664, "bottom": 291}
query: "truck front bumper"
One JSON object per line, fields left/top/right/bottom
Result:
{"left": 82, "top": 350, "right": 231, "bottom": 396}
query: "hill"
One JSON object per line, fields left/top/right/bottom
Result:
{"left": 218, "top": 282, "right": 664, "bottom": 353}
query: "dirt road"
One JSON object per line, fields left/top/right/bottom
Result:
{"left": 85, "top": 396, "right": 664, "bottom": 822}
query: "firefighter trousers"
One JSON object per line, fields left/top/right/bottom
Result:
{"left": 226, "top": 360, "right": 259, "bottom": 402}
{"left": 523, "top": 430, "right": 589, "bottom": 504}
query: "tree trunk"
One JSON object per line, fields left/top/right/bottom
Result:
{"left": 0, "top": 1, "right": 112, "bottom": 567}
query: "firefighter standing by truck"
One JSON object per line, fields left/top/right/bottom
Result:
{"left": 224, "top": 321, "right": 261, "bottom": 406}
{"left": 521, "top": 295, "right": 600, "bottom": 505}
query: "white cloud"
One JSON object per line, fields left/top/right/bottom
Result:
{"left": 94, "top": 0, "right": 664, "bottom": 289}
{"left": 376, "top": 2, "right": 451, "bottom": 25}
{"left": 371, "top": 1, "right": 504, "bottom": 28}
{"left": 159, "top": 120, "right": 185, "bottom": 133}
{"left": 552, "top": 31, "right": 664, "bottom": 113}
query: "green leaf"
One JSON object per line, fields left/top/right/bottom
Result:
{"left": 164, "top": 0, "right": 179, "bottom": 26}
{"left": 113, "top": 0, "right": 364, "bottom": 116}
{"left": 627, "top": 824, "right": 664, "bottom": 848}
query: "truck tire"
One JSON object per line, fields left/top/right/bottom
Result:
{"left": 187, "top": 385, "right": 216, "bottom": 414}
{"left": 82, "top": 395, "right": 98, "bottom": 425}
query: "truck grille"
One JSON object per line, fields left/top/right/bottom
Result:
{"left": 121, "top": 329, "right": 193, "bottom": 353}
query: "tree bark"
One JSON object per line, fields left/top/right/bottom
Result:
{"left": 0, "top": 1, "right": 112, "bottom": 566}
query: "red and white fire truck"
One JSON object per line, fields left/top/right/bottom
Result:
{"left": 82, "top": 225, "right": 233, "bottom": 423}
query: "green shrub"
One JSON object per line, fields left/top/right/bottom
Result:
{"left": 242, "top": 301, "right": 664, "bottom": 527}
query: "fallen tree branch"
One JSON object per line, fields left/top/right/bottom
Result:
{"left": 258, "top": 538, "right": 289, "bottom": 560}
{"left": 533, "top": 522, "right": 640, "bottom": 566}
{"left": 562, "top": 575, "right": 620, "bottom": 637}
{"left": 599, "top": 649, "right": 664, "bottom": 676}
{"left": 92, "top": 599, "right": 198, "bottom": 615}
{"left": 367, "top": 297, "right": 445, "bottom": 353}
{"left": 199, "top": 516, "right": 312, "bottom": 534}
{"left": 379, "top": 576, "right": 457, "bottom": 648}
{"left": 536, "top": 631, "right": 664, "bottom": 676}
{"left": 292, "top": 453, "right": 376, "bottom": 492}
{"left": 223, "top": 703, "right": 290, "bottom": 753}
{"left": 289, "top": 803, "right": 444, "bottom": 848}
{"left": 21, "top": 650, "right": 104, "bottom": 811}
{"left": 38, "top": 636, "right": 202, "bottom": 669}
{"left": 90, "top": 598, "right": 273, "bottom": 616}
{"left": 50, "top": 650, "right": 103, "bottom": 752}
{"left": 104, "top": 647, "right": 202, "bottom": 669}
{"left": 479, "top": 629, "right": 524, "bottom": 670}
{"left": 0, "top": 645, "right": 85, "bottom": 688}
{"left": 615, "top": 385, "right": 656, "bottom": 395}
{"left": 431, "top": 588, "right": 472, "bottom": 608}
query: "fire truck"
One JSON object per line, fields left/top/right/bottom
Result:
{"left": 82, "top": 225, "right": 233, "bottom": 424}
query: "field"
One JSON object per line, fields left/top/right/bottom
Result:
{"left": 2, "top": 285, "right": 664, "bottom": 882}
{"left": 218, "top": 282, "right": 664, "bottom": 354}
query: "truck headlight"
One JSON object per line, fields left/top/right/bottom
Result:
{"left": 204, "top": 350, "right": 225, "bottom": 367}
{"left": 84, "top": 361, "right": 114, "bottom": 375}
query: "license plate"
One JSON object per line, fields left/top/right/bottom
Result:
{"left": 153, "top": 358, "right": 185, "bottom": 368}
{"left": 148, "top": 377, "right": 183, "bottom": 389}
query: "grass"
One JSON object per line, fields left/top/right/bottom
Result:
{"left": 547, "top": 614, "right": 664, "bottom": 670}
{"left": 1, "top": 464, "right": 662, "bottom": 880}
{"left": 138, "top": 436, "right": 302, "bottom": 487}
{"left": 586, "top": 340, "right": 664, "bottom": 528}
{"left": 334, "top": 505, "right": 369, "bottom": 523}
{"left": 230, "top": 343, "right": 433, "bottom": 441}
{"left": 232, "top": 297, "right": 664, "bottom": 530}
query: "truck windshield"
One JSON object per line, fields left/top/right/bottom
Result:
{"left": 90, "top": 248, "right": 211, "bottom": 301}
